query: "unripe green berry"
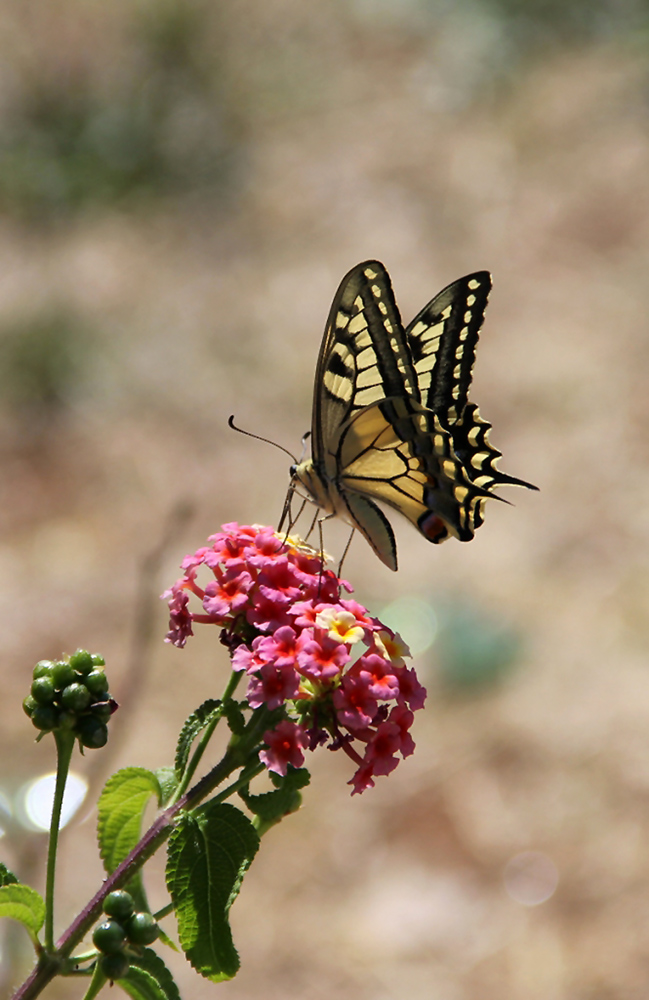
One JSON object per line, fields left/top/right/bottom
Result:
{"left": 78, "top": 716, "right": 108, "bottom": 749}
{"left": 92, "top": 919, "right": 126, "bottom": 955}
{"left": 103, "top": 890, "right": 135, "bottom": 921}
{"left": 57, "top": 709, "right": 78, "bottom": 731}
{"left": 61, "top": 682, "right": 92, "bottom": 712}
{"left": 99, "top": 952, "right": 129, "bottom": 981}
{"left": 85, "top": 669, "right": 108, "bottom": 697}
{"left": 69, "top": 649, "right": 94, "bottom": 675}
{"left": 23, "top": 695, "right": 37, "bottom": 717}
{"left": 91, "top": 653, "right": 106, "bottom": 667}
{"left": 31, "top": 677, "right": 56, "bottom": 705}
{"left": 91, "top": 702, "right": 113, "bottom": 723}
{"left": 51, "top": 660, "right": 76, "bottom": 689}
{"left": 125, "top": 911, "right": 159, "bottom": 945}
{"left": 31, "top": 705, "right": 58, "bottom": 731}
{"left": 33, "top": 660, "right": 55, "bottom": 679}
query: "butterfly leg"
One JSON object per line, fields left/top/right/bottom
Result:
{"left": 277, "top": 482, "right": 297, "bottom": 534}
{"left": 337, "top": 528, "right": 355, "bottom": 578}
{"left": 314, "top": 511, "right": 337, "bottom": 597}
{"left": 304, "top": 508, "right": 320, "bottom": 542}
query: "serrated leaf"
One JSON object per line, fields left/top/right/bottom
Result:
{"left": 115, "top": 947, "right": 181, "bottom": 1000}
{"left": 166, "top": 802, "right": 259, "bottom": 981}
{"left": 175, "top": 700, "right": 222, "bottom": 777}
{"left": 98, "top": 768, "right": 162, "bottom": 873}
{"left": 154, "top": 767, "right": 179, "bottom": 807}
{"left": 0, "top": 884, "right": 45, "bottom": 943}
{"left": 0, "top": 862, "right": 19, "bottom": 886}
{"left": 97, "top": 768, "right": 161, "bottom": 912}
{"left": 239, "top": 767, "right": 310, "bottom": 831}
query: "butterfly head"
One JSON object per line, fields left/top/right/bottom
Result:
{"left": 290, "top": 458, "right": 335, "bottom": 515}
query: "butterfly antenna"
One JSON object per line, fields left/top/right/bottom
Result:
{"left": 228, "top": 415, "right": 298, "bottom": 463}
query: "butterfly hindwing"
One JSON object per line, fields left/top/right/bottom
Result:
{"left": 337, "top": 396, "right": 496, "bottom": 548}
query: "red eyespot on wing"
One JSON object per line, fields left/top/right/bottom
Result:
{"left": 419, "top": 512, "right": 448, "bottom": 543}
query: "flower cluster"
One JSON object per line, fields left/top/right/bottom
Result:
{"left": 164, "top": 523, "right": 426, "bottom": 794}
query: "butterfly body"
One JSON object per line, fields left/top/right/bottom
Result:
{"left": 292, "top": 261, "right": 536, "bottom": 571}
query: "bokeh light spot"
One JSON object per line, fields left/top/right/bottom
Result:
{"left": 17, "top": 772, "right": 88, "bottom": 832}
{"left": 0, "top": 790, "right": 12, "bottom": 839}
{"left": 381, "top": 596, "right": 438, "bottom": 658}
{"left": 503, "top": 851, "right": 559, "bottom": 906}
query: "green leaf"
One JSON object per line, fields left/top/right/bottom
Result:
{"left": 222, "top": 700, "right": 246, "bottom": 736}
{"left": 166, "top": 802, "right": 259, "bottom": 981}
{"left": 114, "top": 947, "right": 181, "bottom": 1000}
{"left": 239, "top": 767, "right": 310, "bottom": 833}
{"left": 0, "top": 884, "right": 45, "bottom": 944}
{"left": 0, "top": 862, "right": 19, "bottom": 886}
{"left": 97, "top": 768, "right": 162, "bottom": 912}
{"left": 154, "top": 767, "right": 179, "bottom": 807}
{"left": 175, "top": 700, "right": 222, "bottom": 777}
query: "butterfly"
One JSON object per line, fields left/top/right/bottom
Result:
{"left": 290, "top": 261, "right": 537, "bottom": 571}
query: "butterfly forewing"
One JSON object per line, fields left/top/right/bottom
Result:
{"left": 406, "top": 271, "right": 491, "bottom": 423}
{"left": 313, "top": 261, "right": 418, "bottom": 464}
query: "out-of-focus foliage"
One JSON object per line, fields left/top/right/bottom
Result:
{"left": 0, "top": 313, "right": 87, "bottom": 418}
{"left": 434, "top": 598, "right": 523, "bottom": 692}
{"left": 475, "top": 0, "right": 649, "bottom": 48}
{"left": 0, "top": 1, "right": 241, "bottom": 220}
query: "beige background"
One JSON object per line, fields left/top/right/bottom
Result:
{"left": 1, "top": 2, "right": 649, "bottom": 997}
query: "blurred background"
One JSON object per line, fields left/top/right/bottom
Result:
{"left": 1, "top": 0, "right": 649, "bottom": 997}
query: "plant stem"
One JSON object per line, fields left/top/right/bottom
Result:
{"left": 44, "top": 731, "right": 75, "bottom": 952}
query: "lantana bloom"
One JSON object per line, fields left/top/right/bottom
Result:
{"left": 163, "top": 523, "right": 426, "bottom": 794}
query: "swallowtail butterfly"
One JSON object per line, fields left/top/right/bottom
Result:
{"left": 291, "top": 261, "right": 536, "bottom": 570}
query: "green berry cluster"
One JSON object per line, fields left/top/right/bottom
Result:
{"left": 92, "top": 891, "right": 159, "bottom": 981}
{"left": 22, "top": 649, "right": 114, "bottom": 748}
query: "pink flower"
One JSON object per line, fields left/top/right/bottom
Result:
{"left": 247, "top": 662, "right": 301, "bottom": 710}
{"left": 296, "top": 631, "right": 350, "bottom": 682}
{"left": 288, "top": 600, "right": 323, "bottom": 628}
{"left": 333, "top": 673, "right": 379, "bottom": 731}
{"left": 246, "top": 528, "right": 287, "bottom": 567}
{"left": 364, "top": 721, "right": 401, "bottom": 776}
{"left": 255, "top": 626, "right": 299, "bottom": 667}
{"left": 246, "top": 593, "right": 292, "bottom": 632}
{"left": 164, "top": 586, "right": 194, "bottom": 647}
{"left": 393, "top": 666, "right": 427, "bottom": 711}
{"left": 259, "top": 720, "right": 307, "bottom": 775}
{"left": 356, "top": 653, "right": 401, "bottom": 701}
{"left": 231, "top": 636, "right": 265, "bottom": 674}
{"left": 388, "top": 704, "right": 416, "bottom": 757}
{"left": 349, "top": 761, "right": 376, "bottom": 795}
{"left": 203, "top": 569, "right": 254, "bottom": 619}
